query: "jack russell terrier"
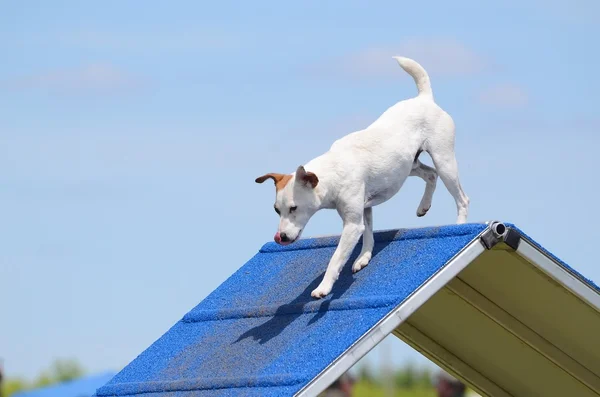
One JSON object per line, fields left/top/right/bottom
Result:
{"left": 256, "top": 56, "right": 469, "bottom": 299}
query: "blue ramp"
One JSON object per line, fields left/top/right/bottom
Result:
{"left": 94, "top": 222, "right": 600, "bottom": 397}
{"left": 13, "top": 372, "right": 117, "bottom": 397}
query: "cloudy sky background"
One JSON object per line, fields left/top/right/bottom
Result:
{"left": 1, "top": 0, "right": 599, "bottom": 378}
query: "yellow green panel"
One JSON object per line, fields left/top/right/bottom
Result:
{"left": 402, "top": 287, "right": 597, "bottom": 397}
{"left": 460, "top": 247, "right": 600, "bottom": 373}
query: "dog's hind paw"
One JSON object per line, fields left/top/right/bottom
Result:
{"left": 352, "top": 252, "right": 372, "bottom": 273}
{"left": 416, "top": 206, "right": 430, "bottom": 217}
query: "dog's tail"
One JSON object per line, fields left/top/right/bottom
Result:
{"left": 393, "top": 56, "right": 433, "bottom": 98}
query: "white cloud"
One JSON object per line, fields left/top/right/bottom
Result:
{"left": 305, "top": 37, "right": 490, "bottom": 80}
{"left": 478, "top": 83, "right": 529, "bottom": 108}
{"left": 4, "top": 63, "right": 144, "bottom": 96}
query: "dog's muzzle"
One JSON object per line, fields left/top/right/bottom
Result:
{"left": 274, "top": 231, "right": 300, "bottom": 246}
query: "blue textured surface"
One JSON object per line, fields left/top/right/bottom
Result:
{"left": 94, "top": 223, "right": 487, "bottom": 397}
{"left": 92, "top": 222, "right": 600, "bottom": 397}
{"left": 13, "top": 372, "right": 116, "bottom": 397}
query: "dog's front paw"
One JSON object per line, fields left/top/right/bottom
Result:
{"left": 311, "top": 282, "right": 333, "bottom": 299}
{"left": 352, "top": 252, "right": 372, "bottom": 273}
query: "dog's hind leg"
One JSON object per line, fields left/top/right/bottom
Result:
{"left": 410, "top": 160, "right": 437, "bottom": 217}
{"left": 352, "top": 207, "right": 373, "bottom": 273}
{"left": 429, "top": 151, "right": 469, "bottom": 224}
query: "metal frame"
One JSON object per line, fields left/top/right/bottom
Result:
{"left": 396, "top": 230, "right": 600, "bottom": 397}
{"left": 295, "top": 225, "right": 489, "bottom": 396}
{"left": 515, "top": 236, "right": 600, "bottom": 313}
{"left": 296, "top": 221, "right": 600, "bottom": 396}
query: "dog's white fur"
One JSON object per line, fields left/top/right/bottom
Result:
{"left": 256, "top": 57, "right": 469, "bottom": 299}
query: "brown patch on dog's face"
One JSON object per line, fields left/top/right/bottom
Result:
{"left": 255, "top": 173, "right": 292, "bottom": 191}
{"left": 275, "top": 174, "right": 292, "bottom": 191}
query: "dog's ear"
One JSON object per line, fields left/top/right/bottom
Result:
{"left": 255, "top": 173, "right": 287, "bottom": 185}
{"left": 295, "top": 166, "right": 319, "bottom": 189}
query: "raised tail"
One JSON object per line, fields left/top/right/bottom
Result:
{"left": 393, "top": 56, "right": 433, "bottom": 98}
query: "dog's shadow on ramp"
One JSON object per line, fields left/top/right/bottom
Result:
{"left": 234, "top": 274, "right": 328, "bottom": 345}
{"left": 305, "top": 235, "right": 394, "bottom": 326}
{"left": 234, "top": 234, "right": 395, "bottom": 345}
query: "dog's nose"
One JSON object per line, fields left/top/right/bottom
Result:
{"left": 280, "top": 233, "right": 290, "bottom": 243}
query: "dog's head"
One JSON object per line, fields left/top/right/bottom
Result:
{"left": 255, "top": 165, "right": 320, "bottom": 245}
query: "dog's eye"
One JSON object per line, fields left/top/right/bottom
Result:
{"left": 274, "top": 206, "right": 280, "bottom": 215}
{"left": 290, "top": 206, "right": 298, "bottom": 213}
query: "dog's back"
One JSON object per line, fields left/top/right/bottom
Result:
{"left": 325, "top": 58, "right": 453, "bottom": 170}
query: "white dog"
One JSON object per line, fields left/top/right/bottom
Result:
{"left": 256, "top": 57, "right": 469, "bottom": 299}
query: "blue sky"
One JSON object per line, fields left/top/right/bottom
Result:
{"left": 1, "top": 0, "right": 599, "bottom": 379}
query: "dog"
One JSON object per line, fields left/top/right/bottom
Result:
{"left": 256, "top": 56, "right": 469, "bottom": 299}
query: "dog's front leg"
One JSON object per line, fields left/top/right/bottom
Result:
{"left": 311, "top": 211, "right": 365, "bottom": 299}
{"left": 352, "top": 207, "right": 373, "bottom": 273}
